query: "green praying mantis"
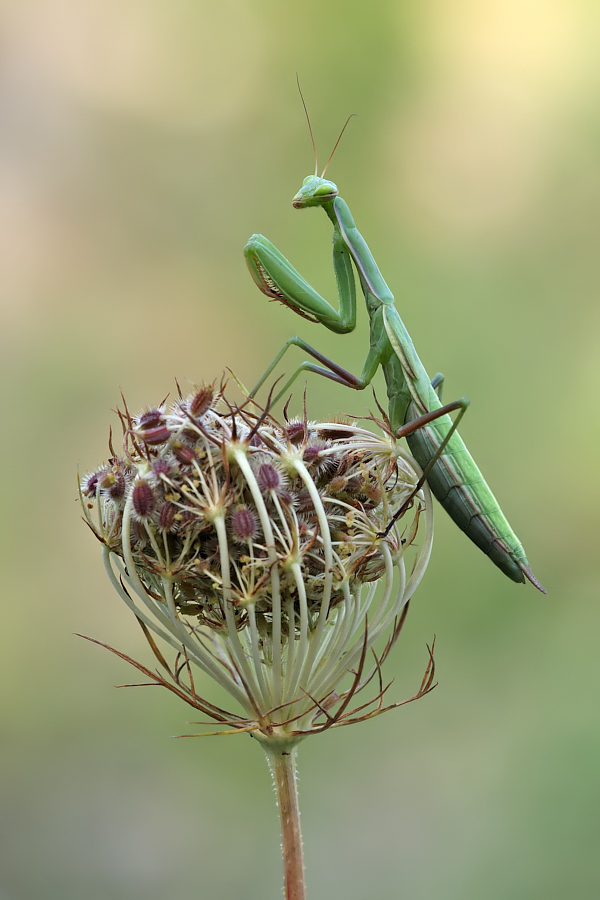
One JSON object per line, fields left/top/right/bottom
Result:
{"left": 243, "top": 103, "right": 544, "bottom": 593}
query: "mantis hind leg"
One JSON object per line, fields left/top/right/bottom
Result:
{"left": 380, "top": 397, "right": 470, "bottom": 538}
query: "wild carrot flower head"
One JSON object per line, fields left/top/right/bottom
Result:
{"left": 80, "top": 383, "right": 435, "bottom": 746}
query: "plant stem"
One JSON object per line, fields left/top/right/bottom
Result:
{"left": 265, "top": 745, "right": 305, "bottom": 900}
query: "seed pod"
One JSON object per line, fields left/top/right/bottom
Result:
{"left": 132, "top": 480, "right": 155, "bottom": 520}
{"left": 345, "top": 475, "right": 363, "bottom": 494}
{"left": 152, "top": 457, "right": 171, "bottom": 477}
{"left": 82, "top": 471, "right": 101, "bottom": 497}
{"left": 137, "top": 408, "right": 163, "bottom": 428}
{"left": 98, "top": 465, "right": 127, "bottom": 501}
{"left": 302, "top": 445, "right": 321, "bottom": 464}
{"left": 172, "top": 441, "right": 196, "bottom": 465}
{"left": 231, "top": 507, "right": 257, "bottom": 542}
{"left": 328, "top": 476, "right": 347, "bottom": 495}
{"left": 189, "top": 385, "right": 214, "bottom": 418}
{"left": 286, "top": 421, "right": 305, "bottom": 444}
{"left": 257, "top": 463, "right": 280, "bottom": 493}
{"left": 157, "top": 501, "right": 176, "bottom": 532}
{"left": 140, "top": 425, "right": 171, "bottom": 445}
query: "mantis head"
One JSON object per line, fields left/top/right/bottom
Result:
{"left": 292, "top": 176, "right": 338, "bottom": 209}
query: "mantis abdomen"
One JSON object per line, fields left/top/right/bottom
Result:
{"left": 407, "top": 414, "right": 534, "bottom": 584}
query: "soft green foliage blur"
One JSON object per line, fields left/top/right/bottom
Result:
{"left": 1, "top": 1, "right": 599, "bottom": 897}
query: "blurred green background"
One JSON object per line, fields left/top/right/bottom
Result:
{"left": 1, "top": 1, "right": 599, "bottom": 897}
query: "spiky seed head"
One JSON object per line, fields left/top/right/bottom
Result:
{"left": 189, "top": 385, "right": 214, "bottom": 418}
{"left": 140, "top": 425, "right": 171, "bottom": 445}
{"left": 130, "top": 518, "right": 147, "bottom": 547}
{"left": 151, "top": 457, "right": 174, "bottom": 481}
{"left": 137, "top": 408, "right": 164, "bottom": 428}
{"left": 286, "top": 421, "right": 305, "bottom": 444}
{"left": 231, "top": 506, "right": 257, "bottom": 542}
{"left": 172, "top": 441, "right": 196, "bottom": 465}
{"left": 81, "top": 382, "right": 434, "bottom": 742}
{"left": 82, "top": 385, "right": 425, "bottom": 623}
{"left": 157, "top": 501, "right": 176, "bottom": 532}
{"left": 98, "top": 465, "right": 127, "bottom": 501}
{"left": 257, "top": 462, "right": 281, "bottom": 493}
{"left": 132, "top": 480, "right": 155, "bottom": 520}
{"left": 134, "top": 408, "right": 171, "bottom": 445}
{"left": 328, "top": 475, "right": 347, "bottom": 494}
{"left": 302, "top": 444, "right": 321, "bottom": 464}
{"left": 82, "top": 471, "right": 100, "bottom": 497}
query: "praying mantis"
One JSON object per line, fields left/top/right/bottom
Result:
{"left": 243, "top": 106, "right": 544, "bottom": 593}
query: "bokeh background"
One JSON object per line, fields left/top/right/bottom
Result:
{"left": 1, "top": 1, "right": 599, "bottom": 898}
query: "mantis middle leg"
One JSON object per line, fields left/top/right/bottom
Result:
{"left": 250, "top": 337, "right": 383, "bottom": 407}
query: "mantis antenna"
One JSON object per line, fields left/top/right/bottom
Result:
{"left": 321, "top": 114, "right": 357, "bottom": 177}
{"left": 296, "top": 74, "right": 318, "bottom": 176}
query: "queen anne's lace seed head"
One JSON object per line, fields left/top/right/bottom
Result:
{"left": 81, "top": 383, "right": 435, "bottom": 745}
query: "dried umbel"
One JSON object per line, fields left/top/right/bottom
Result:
{"left": 80, "top": 383, "right": 435, "bottom": 745}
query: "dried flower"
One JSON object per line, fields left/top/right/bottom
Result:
{"left": 80, "top": 384, "right": 435, "bottom": 746}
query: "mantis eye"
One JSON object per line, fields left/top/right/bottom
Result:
{"left": 315, "top": 179, "right": 338, "bottom": 198}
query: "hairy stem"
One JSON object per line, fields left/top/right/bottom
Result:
{"left": 265, "top": 745, "right": 305, "bottom": 900}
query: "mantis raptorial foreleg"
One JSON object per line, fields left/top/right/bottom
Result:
{"left": 246, "top": 233, "right": 357, "bottom": 334}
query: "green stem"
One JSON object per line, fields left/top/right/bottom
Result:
{"left": 265, "top": 745, "right": 305, "bottom": 900}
